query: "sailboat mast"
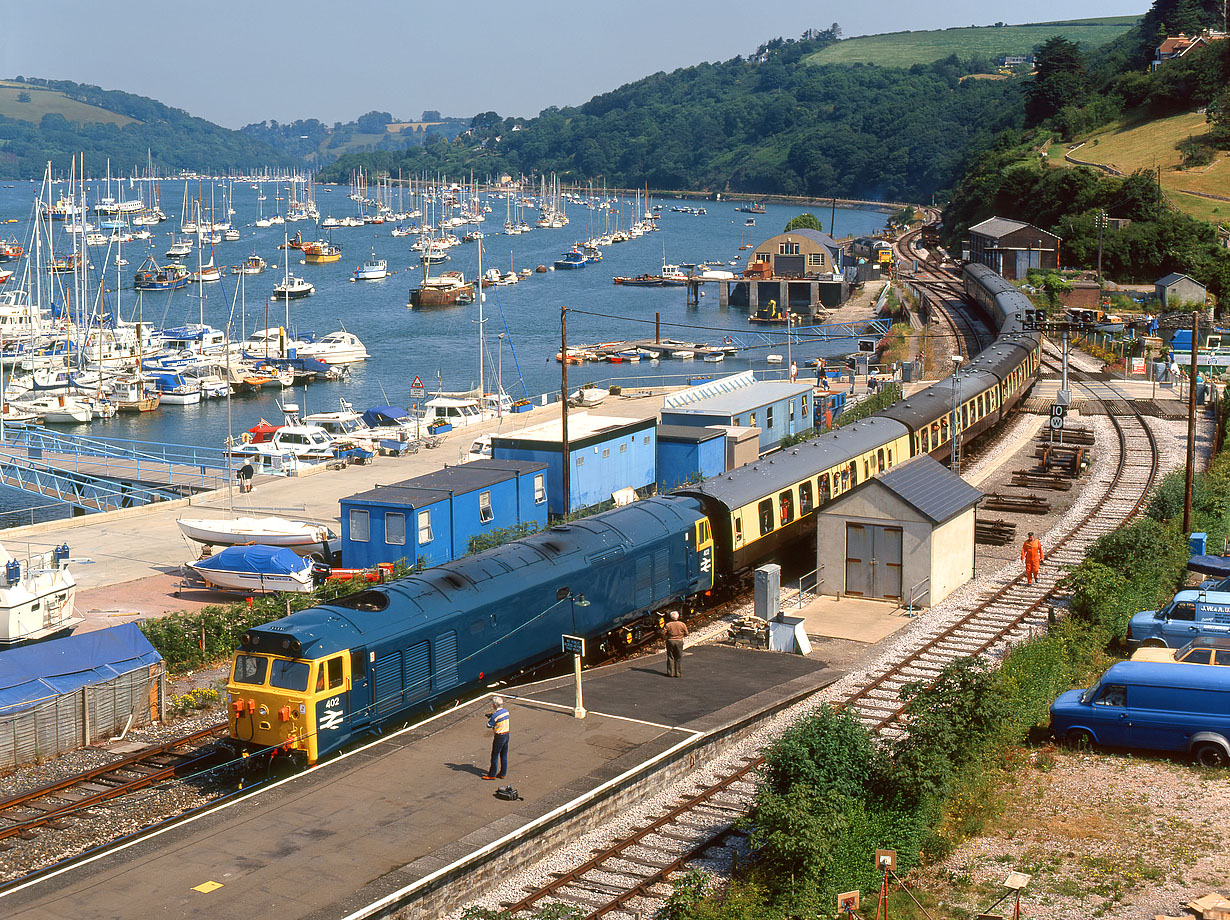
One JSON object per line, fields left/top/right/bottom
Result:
{"left": 477, "top": 237, "right": 484, "bottom": 400}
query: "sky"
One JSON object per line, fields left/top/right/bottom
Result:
{"left": 4, "top": 1, "right": 1145, "bottom": 129}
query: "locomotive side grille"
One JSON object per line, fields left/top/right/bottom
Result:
{"left": 433, "top": 631, "right": 459, "bottom": 691}
{"left": 404, "top": 642, "right": 430, "bottom": 703}
{"left": 635, "top": 557, "right": 651, "bottom": 608}
{"left": 374, "top": 651, "right": 403, "bottom": 715}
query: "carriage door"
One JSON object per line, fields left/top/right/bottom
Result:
{"left": 844, "top": 524, "right": 903, "bottom": 601}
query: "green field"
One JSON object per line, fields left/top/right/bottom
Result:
{"left": 0, "top": 81, "right": 136, "bottom": 127}
{"left": 805, "top": 16, "right": 1141, "bottom": 67}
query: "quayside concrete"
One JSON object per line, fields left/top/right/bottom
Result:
{"left": 0, "top": 645, "right": 838, "bottom": 920}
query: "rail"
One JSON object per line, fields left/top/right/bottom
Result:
{"left": 0, "top": 425, "right": 232, "bottom": 471}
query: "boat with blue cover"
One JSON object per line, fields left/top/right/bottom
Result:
{"left": 553, "top": 247, "right": 586, "bottom": 270}
{"left": 187, "top": 545, "right": 317, "bottom": 595}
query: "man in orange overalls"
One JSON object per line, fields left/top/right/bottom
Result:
{"left": 1021, "top": 531, "right": 1044, "bottom": 585}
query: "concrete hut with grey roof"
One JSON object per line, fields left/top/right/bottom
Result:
{"left": 815, "top": 453, "right": 982, "bottom": 609}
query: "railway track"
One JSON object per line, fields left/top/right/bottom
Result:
{"left": 0, "top": 722, "right": 228, "bottom": 846}
{"left": 494, "top": 319, "right": 1162, "bottom": 920}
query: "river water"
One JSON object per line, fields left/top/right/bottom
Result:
{"left": 0, "top": 178, "right": 887, "bottom": 523}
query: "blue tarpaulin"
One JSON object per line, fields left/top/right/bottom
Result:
{"left": 1188, "top": 554, "right": 1230, "bottom": 577}
{"left": 361, "top": 406, "right": 411, "bottom": 428}
{"left": 193, "top": 544, "right": 309, "bottom": 576}
{"left": 0, "top": 623, "right": 162, "bottom": 715}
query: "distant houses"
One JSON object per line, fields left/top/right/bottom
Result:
{"left": 1152, "top": 30, "right": 1227, "bottom": 71}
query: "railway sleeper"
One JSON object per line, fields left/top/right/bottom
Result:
{"left": 609, "top": 852, "right": 675, "bottom": 870}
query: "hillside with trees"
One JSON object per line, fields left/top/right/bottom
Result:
{"left": 316, "top": 27, "right": 1025, "bottom": 203}
{"left": 943, "top": 0, "right": 1230, "bottom": 297}
{"left": 240, "top": 110, "right": 470, "bottom": 166}
{"left": 0, "top": 77, "right": 292, "bottom": 177}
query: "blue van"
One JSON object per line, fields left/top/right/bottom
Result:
{"left": 1127, "top": 590, "right": 1230, "bottom": 647}
{"left": 1049, "top": 660, "right": 1230, "bottom": 767}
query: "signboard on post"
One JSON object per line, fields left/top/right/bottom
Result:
{"left": 1130, "top": 357, "right": 1145, "bottom": 375}
{"left": 562, "top": 635, "right": 585, "bottom": 656}
{"left": 409, "top": 375, "right": 426, "bottom": 399}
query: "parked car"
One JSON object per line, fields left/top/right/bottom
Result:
{"left": 1131, "top": 636, "right": 1230, "bottom": 666}
{"left": 1049, "top": 660, "right": 1230, "bottom": 766}
{"left": 1127, "top": 589, "right": 1230, "bottom": 647}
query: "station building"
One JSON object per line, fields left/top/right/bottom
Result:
{"left": 816, "top": 454, "right": 981, "bottom": 608}
{"left": 340, "top": 459, "right": 548, "bottom": 568}
{"left": 491, "top": 413, "right": 657, "bottom": 516}
{"left": 965, "top": 217, "right": 1060, "bottom": 280}
{"left": 718, "top": 228, "right": 849, "bottom": 316}
{"left": 660, "top": 372, "right": 814, "bottom": 453}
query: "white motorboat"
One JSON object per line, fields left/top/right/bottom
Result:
{"left": 569, "top": 386, "right": 607, "bottom": 408}
{"left": 177, "top": 516, "right": 335, "bottom": 555}
{"left": 273, "top": 274, "right": 314, "bottom": 299}
{"left": 417, "top": 395, "right": 496, "bottom": 429}
{"left": 187, "top": 544, "right": 316, "bottom": 595}
{"left": 302, "top": 399, "right": 381, "bottom": 450}
{"left": 297, "top": 331, "right": 369, "bottom": 365}
{"left": 0, "top": 544, "right": 80, "bottom": 647}
{"left": 353, "top": 252, "right": 388, "bottom": 281}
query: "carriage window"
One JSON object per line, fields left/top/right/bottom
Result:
{"left": 779, "top": 490, "right": 794, "bottom": 524}
{"left": 734, "top": 515, "right": 744, "bottom": 545}
{"left": 940, "top": 417, "right": 949, "bottom": 441}
{"left": 799, "top": 481, "right": 813, "bottom": 514}
{"left": 232, "top": 654, "right": 268, "bottom": 686}
{"left": 886, "top": 448, "right": 893, "bottom": 467}
{"left": 841, "top": 468, "right": 851, "bottom": 490}
{"left": 849, "top": 461, "right": 858, "bottom": 486}
{"left": 877, "top": 449, "right": 885, "bottom": 472}
{"left": 962, "top": 405, "right": 969, "bottom": 428}
{"left": 978, "top": 394, "right": 985, "bottom": 416}
{"left": 820, "top": 475, "right": 831, "bottom": 504}
{"left": 327, "top": 656, "right": 344, "bottom": 690}
{"left": 863, "top": 459, "right": 870, "bottom": 479}
{"left": 758, "top": 499, "right": 774, "bottom": 536}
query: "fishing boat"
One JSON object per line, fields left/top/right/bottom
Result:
{"left": 133, "top": 257, "right": 190, "bottom": 291}
{"left": 613, "top": 274, "right": 663, "bottom": 286}
{"left": 187, "top": 545, "right": 317, "bottom": 595}
{"left": 553, "top": 247, "right": 586, "bottom": 270}
{"left": 302, "top": 241, "right": 342, "bottom": 264}
{"left": 232, "top": 254, "right": 266, "bottom": 275}
{"left": 176, "top": 516, "right": 335, "bottom": 555}
{"left": 0, "top": 544, "right": 80, "bottom": 647}
{"left": 273, "top": 273, "right": 315, "bottom": 299}
{"left": 111, "top": 375, "right": 160, "bottom": 412}
{"left": 409, "top": 270, "right": 472, "bottom": 308}
{"left": 165, "top": 238, "right": 193, "bottom": 259}
{"left": 278, "top": 231, "right": 306, "bottom": 250}
{"left": 737, "top": 202, "right": 767, "bottom": 214}
{"left": 0, "top": 237, "right": 23, "bottom": 261}
{"left": 353, "top": 251, "right": 388, "bottom": 281}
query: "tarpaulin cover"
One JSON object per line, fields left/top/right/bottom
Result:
{"left": 193, "top": 544, "right": 309, "bottom": 576}
{"left": 0, "top": 623, "right": 162, "bottom": 715}
{"left": 362, "top": 406, "right": 411, "bottom": 427}
{"left": 1188, "top": 554, "right": 1230, "bottom": 577}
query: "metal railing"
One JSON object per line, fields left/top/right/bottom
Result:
{"left": 795, "top": 565, "right": 823, "bottom": 608}
{"left": 905, "top": 576, "right": 930, "bottom": 615}
{"left": 0, "top": 425, "right": 232, "bottom": 471}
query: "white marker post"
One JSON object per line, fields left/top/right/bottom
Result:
{"left": 562, "top": 635, "right": 586, "bottom": 719}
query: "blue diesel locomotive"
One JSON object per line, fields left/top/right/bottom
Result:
{"left": 227, "top": 262, "right": 1041, "bottom": 764}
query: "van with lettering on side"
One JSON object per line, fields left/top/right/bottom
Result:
{"left": 1049, "top": 660, "right": 1230, "bottom": 767}
{"left": 1126, "top": 589, "right": 1230, "bottom": 648}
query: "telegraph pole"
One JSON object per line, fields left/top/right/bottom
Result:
{"left": 1183, "top": 311, "right": 1198, "bottom": 533}
{"left": 560, "top": 305, "right": 570, "bottom": 519}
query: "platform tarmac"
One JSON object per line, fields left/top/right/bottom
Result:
{"left": 0, "top": 645, "right": 839, "bottom": 920}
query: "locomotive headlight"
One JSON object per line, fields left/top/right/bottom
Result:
{"left": 299, "top": 703, "right": 306, "bottom": 715}
{"left": 259, "top": 705, "right": 268, "bottom": 716}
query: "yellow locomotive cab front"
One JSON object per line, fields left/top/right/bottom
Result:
{"left": 227, "top": 652, "right": 326, "bottom": 764}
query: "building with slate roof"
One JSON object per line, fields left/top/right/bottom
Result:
{"left": 1155, "top": 272, "right": 1207, "bottom": 308}
{"left": 966, "top": 217, "right": 1060, "bottom": 280}
{"left": 719, "top": 227, "right": 850, "bottom": 317}
{"left": 815, "top": 454, "right": 982, "bottom": 608}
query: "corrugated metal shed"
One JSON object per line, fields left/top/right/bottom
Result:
{"left": 877, "top": 455, "right": 983, "bottom": 525}
{"left": 968, "top": 217, "right": 1029, "bottom": 239}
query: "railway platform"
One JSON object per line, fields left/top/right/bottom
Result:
{"left": 0, "top": 645, "right": 838, "bottom": 920}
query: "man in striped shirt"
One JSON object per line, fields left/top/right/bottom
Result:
{"left": 483, "top": 696, "right": 510, "bottom": 780}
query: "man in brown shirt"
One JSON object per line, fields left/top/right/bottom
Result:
{"left": 663, "top": 611, "right": 688, "bottom": 677}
